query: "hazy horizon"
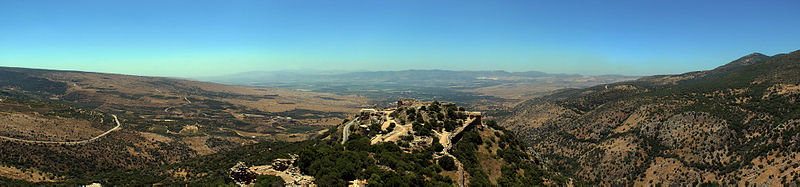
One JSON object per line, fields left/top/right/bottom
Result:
{"left": 1, "top": 0, "right": 799, "bottom": 77}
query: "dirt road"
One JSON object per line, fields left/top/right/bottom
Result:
{"left": 0, "top": 115, "right": 122, "bottom": 145}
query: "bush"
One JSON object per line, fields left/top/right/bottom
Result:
{"left": 387, "top": 123, "right": 396, "bottom": 132}
{"left": 438, "top": 156, "right": 456, "bottom": 171}
{"left": 469, "top": 170, "right": 491, "bottom": 186}
{"left": 254, "top": 175, "right": 283, "bottom": 187}
{"left": 462, "top": 131, "right": 483, "bottom": 145}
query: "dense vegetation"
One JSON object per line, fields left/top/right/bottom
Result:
{"left": 298, "top": 134, "right": 453, "bottom": 186}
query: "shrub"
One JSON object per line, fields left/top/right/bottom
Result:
{"left": 438, "top": 156, "right": 456, "bottom": 171}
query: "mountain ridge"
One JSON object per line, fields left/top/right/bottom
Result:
{"left": 502, "top": 49, "right": 800, "bottom": 185}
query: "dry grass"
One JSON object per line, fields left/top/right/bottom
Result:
{"left": 182, "top": 136, "right": 215, "bottom": 156}
{"left": 0, "top": 164, "right": 61, "bottom": 182}
{"left": 46, "top": 71, "right": 367, "bottom": 114}
{"left": 0, "top": 113, "right": 104, "bottom": 141}
{"left": 139, "top": 132, "right": 173, "bottom": 143}
{"left": 460, "top": 76, "right": 636, "bottom": 106}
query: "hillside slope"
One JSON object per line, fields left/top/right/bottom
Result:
{"left": 0, "top": 67, "right": 366, "bottom": 182}
{"left": 503, "top": 50, "right": 800, "bottom": 185}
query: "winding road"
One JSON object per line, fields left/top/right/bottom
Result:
{"left": 0, "top": 115, "right": 122, "bottom": 145}
{"left": 341, "top": 119, "right": 358, "bottom": 144}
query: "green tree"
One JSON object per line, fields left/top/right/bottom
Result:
{"left": 254, "top": 175, "right": 283, "bottom": 187}
{"left": 438, "top": 156, "right": 456, "bottom": 171}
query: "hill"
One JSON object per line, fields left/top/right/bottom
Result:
{"left": 0, "top": 67, "right": 366, "bottom": 182}
{"left": 1, "top": 99, "right": 573, "bottom": 186}
{"left": 309, "top": 99, "right": 572, "bottom": 186}
{"left": 502, "top": 50, "right": 800, "bottom": 185}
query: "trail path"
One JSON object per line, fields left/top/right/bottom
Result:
{"left": 0, "top": 115, "right": 122, "bottom": 145}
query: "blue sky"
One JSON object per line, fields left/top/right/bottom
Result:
{"left": 1, "top": 0, "right": 798, "bottom": 77}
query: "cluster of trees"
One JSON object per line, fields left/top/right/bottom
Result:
{"left": 438, "top": 156, "right": 456, "bottom": 171}
{"left": 297, "top": 134, "right": 452, "bottom": 186}
{"left": 412, "top": 121, "right": 434, "bottom": 136}
{"left": 396, "top": 101, "right": 472, "bottom": 137}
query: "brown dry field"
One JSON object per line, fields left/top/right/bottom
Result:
{"left": 0, "top": 164, "right": 60, "bottom": 182}
{"left": 33, "top": 70, "right": 369, "bottom": 145}
{"left": 460, "top": 76, "right": 636, "bottom": 107}
{"left": 45, "top": 71, "right": 367, "bottom": 114}
{"left": 0, "top": 113, "right": 104, "bottom": 141}
{"left": 0, "top": 99, "right": 111, "bottom": 142}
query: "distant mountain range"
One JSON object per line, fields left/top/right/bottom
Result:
{"left": 203, "top": 69, "right": 632, "bottom": 87}
{"left": 502, "top": 50, "right": 800, "bottom": 185}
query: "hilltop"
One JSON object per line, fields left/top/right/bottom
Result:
{"left": 282, "top": 99, "right": 573, "bottom": 186}
{"left": 502, "top": 50, "right": 800, "bottom": 185}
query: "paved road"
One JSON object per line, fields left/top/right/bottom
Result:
{"left": 341, "top": 119, "right": 358, "bottom": 144}
{"left": 0, "top": 115, "right": 122, "bottom": 145}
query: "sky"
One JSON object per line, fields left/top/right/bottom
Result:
{"left": 1, "top": 0, "right": 799, "bottom": 77}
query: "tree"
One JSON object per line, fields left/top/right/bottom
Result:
{"left": 432, "top": 141, "right": 444, "bottom": 152}
{"left": 345, "top": 135, "right": 371, "bottom": 152}
{"left": 438, "top": 156, "right": 456, "bottom": 171}
{"left": 469, "top": 170, "right": 492, "bottom": 186}
{"left": 430, "top": 101, "right": 441, "bottom": 111}
{"left": 387, "top": 123, "right": 396, "bottom": 132}
{"left": 369, "top": 122, "right": 382, "bottom": 135}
